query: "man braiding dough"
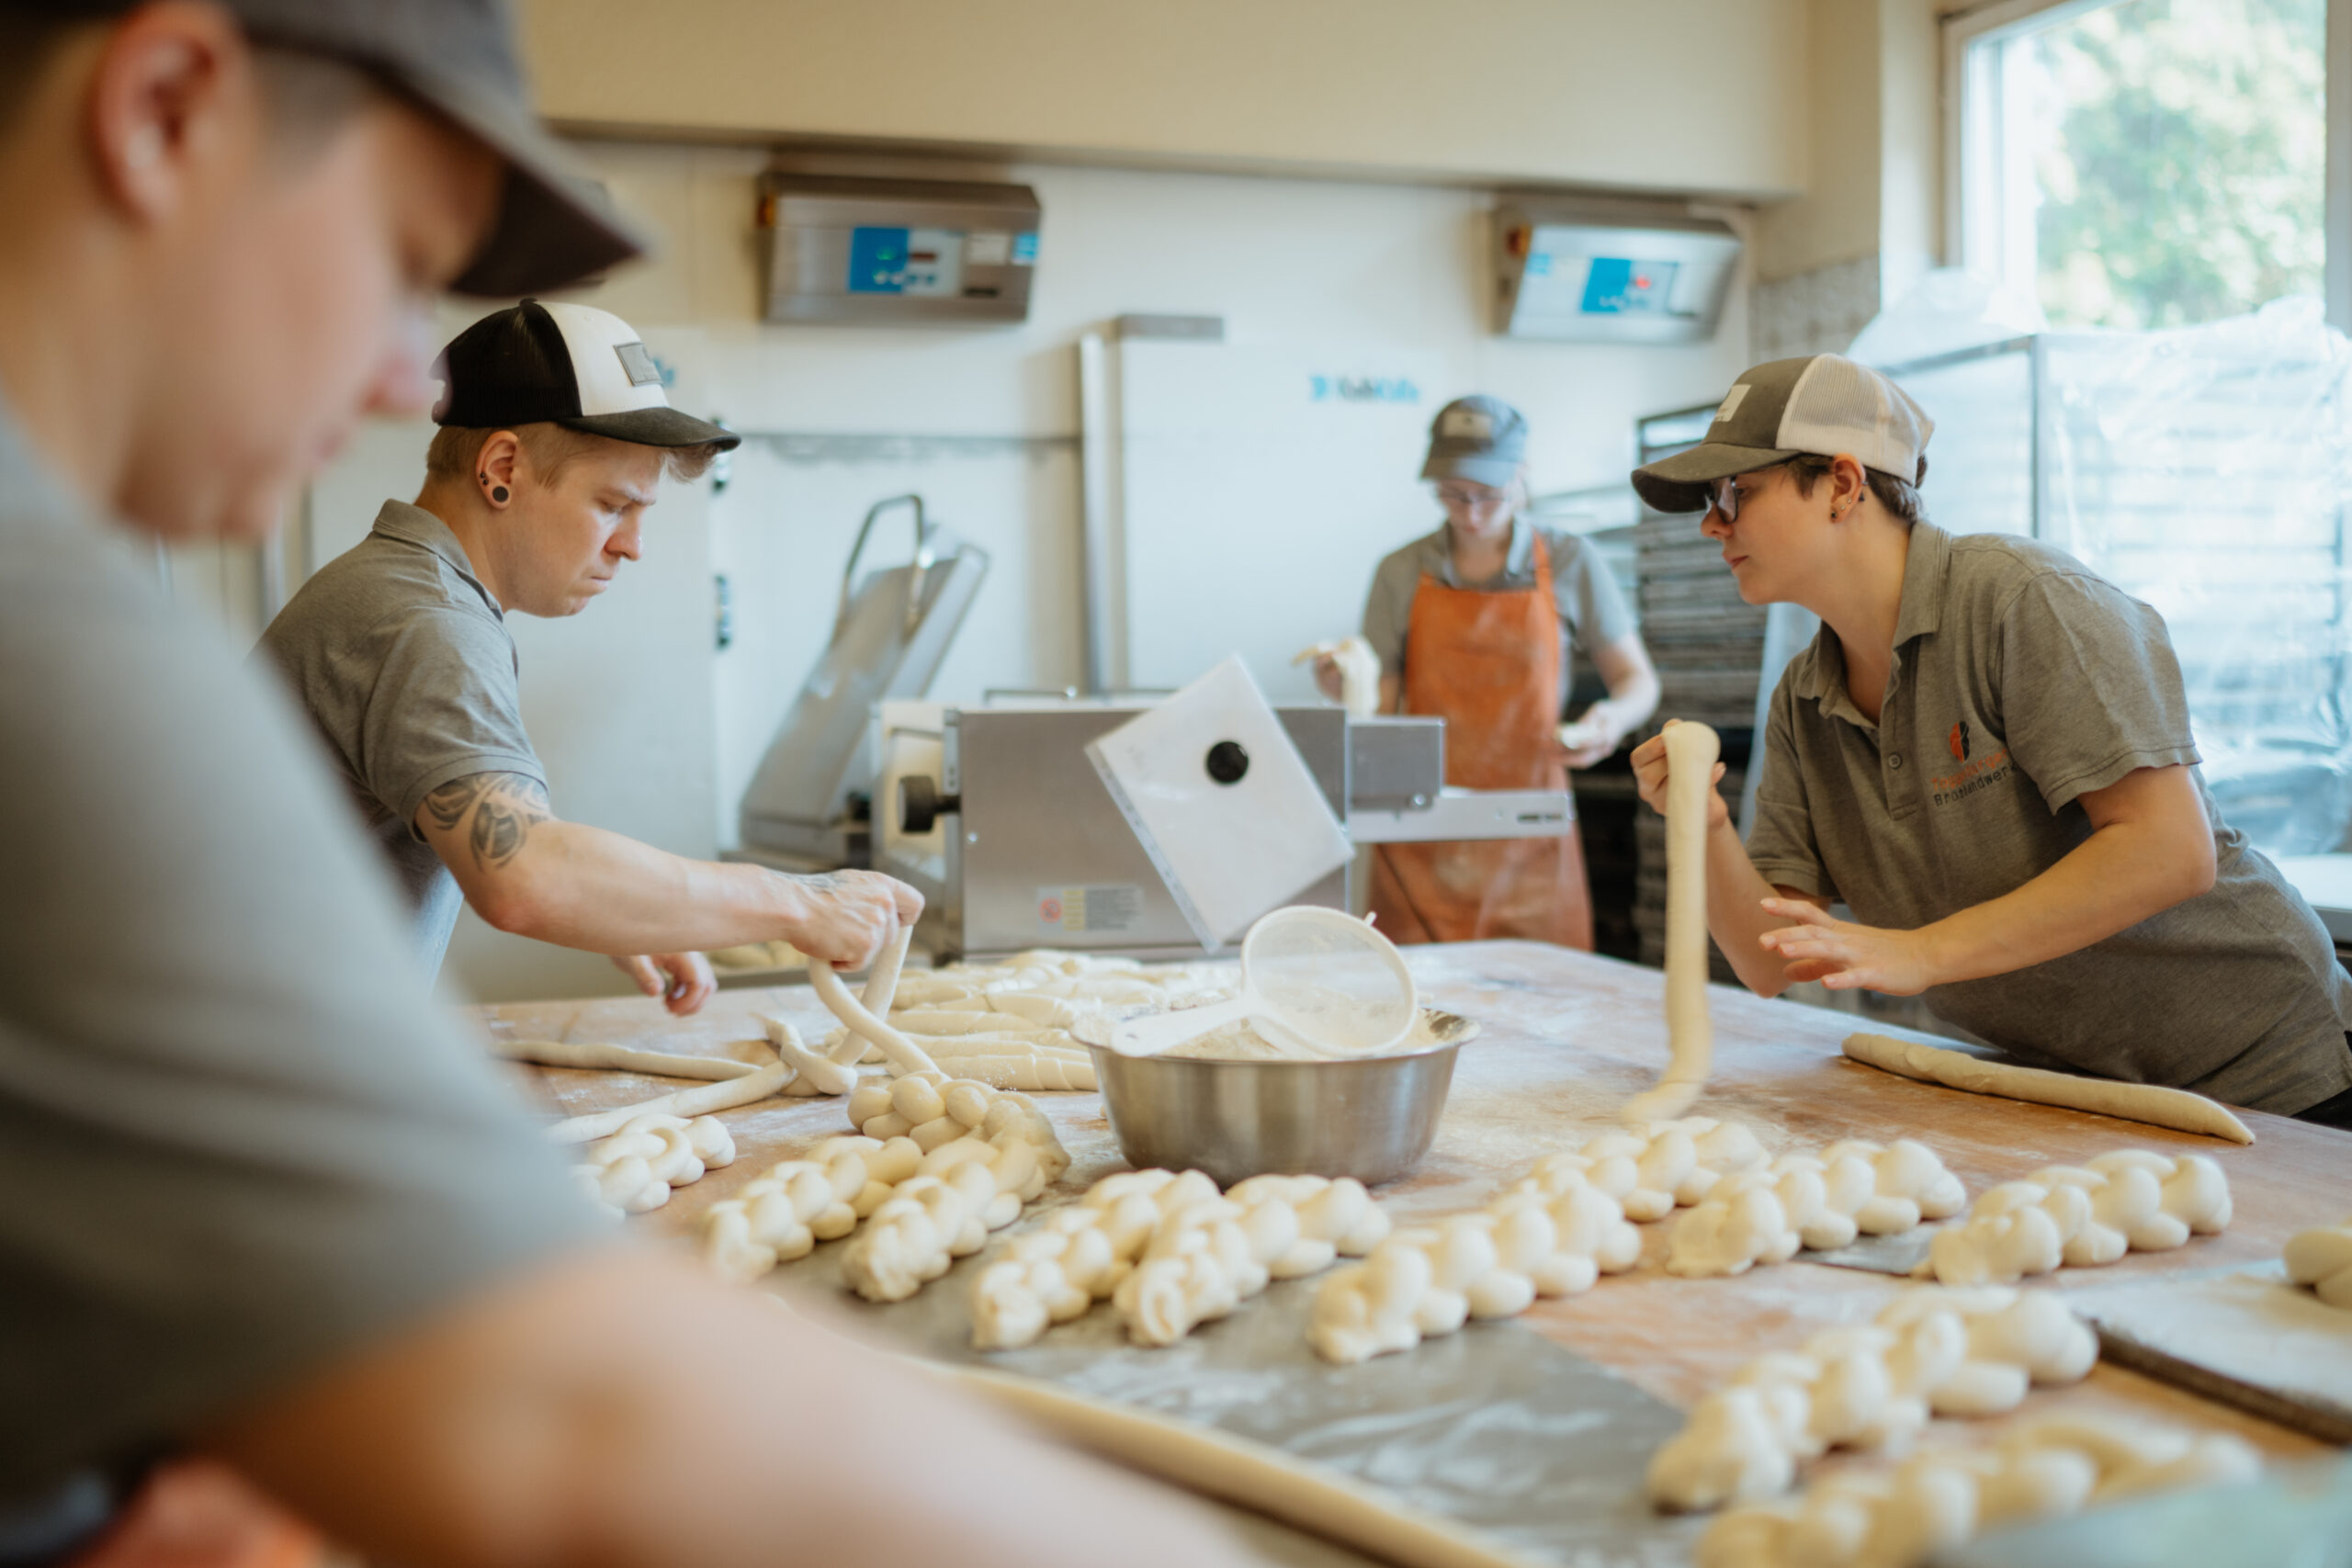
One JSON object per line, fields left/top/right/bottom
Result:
{"left": 1628, "top": 355, "right": 2352, "bottom": 1127}
{"left": 262, "top": 299, "right": 919, "bottom": 1013}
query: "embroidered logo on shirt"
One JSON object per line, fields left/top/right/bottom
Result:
{"left": 1949, "top": 719, "right": 1971, "bottom": 761}
{"left": 1931, "top": 743, "right": 2012, "bottom": 806}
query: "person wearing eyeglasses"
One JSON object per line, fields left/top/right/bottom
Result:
{"left": 1626, "top": 354, "right": 2352, "bottom": 1124}
{"left": 1319, "top": 395, "right": 1659, "bottom": 947}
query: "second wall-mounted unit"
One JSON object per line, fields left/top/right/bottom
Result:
{"left": 1493, "top": 199, "right": 1740, "bottom": 344}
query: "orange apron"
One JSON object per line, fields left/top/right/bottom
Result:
{"left": 1369, "top": 534, "right": 1593, "bottom": 948}
{"left": 67, "top": 1461, "right": 322, "bottom": 1568}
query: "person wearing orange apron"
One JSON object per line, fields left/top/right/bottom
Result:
{"left": 1331, "top": 397, "right": 1659, "bottom": 945}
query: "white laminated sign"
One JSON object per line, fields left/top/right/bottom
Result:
{"left": 1085, "top": 657, "right": 1352, "bottom": 951}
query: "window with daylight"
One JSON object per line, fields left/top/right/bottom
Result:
{"left": 1953, "top": 0, "right": 2329, "bottom": 330}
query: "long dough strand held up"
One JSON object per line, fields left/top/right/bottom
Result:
{"left": 1626, "top": 720, "right": 1720, "bottom": 1125}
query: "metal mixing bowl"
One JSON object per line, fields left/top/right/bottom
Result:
{"left": 1082, "top": 1010, "right": 1477, "bottom": 1187}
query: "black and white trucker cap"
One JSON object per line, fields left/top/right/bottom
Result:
{"left": 433, "top": 300, "right": 740, "bottom": 450}
{"left": 25, "top": 0, "right": 647, "bottom": 297}
{"left": 1631, "top": 354, "right": 1933, "bottom": 513}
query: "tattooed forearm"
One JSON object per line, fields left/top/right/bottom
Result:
{"left": 421, "top": 772, "right": 553, "bottom": 872}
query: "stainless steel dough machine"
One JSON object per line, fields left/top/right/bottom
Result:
{"left": 873, "top": 697, "right": 1576, "bottom": 961}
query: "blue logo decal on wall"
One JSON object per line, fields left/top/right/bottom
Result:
{"left": 1310, "top": 376, "right": 1421, "bottom": 404}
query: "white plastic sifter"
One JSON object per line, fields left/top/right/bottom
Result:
{"left": 1108, "top": 907, "right": 1419, "bottom": 1060}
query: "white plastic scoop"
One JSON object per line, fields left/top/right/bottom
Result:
{"left": 1108, "top": 907, "right": 1419, "bottom": 1060}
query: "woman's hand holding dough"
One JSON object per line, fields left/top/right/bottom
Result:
{"left": 1629, "top": 727, "right": 1731, "bottom": 830}
{"left": 1756, "top": 899, "right": 1939, "bottom": 995}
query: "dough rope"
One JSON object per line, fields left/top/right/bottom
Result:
{"left": 967, "top": 1169, "right": 1391, "bottom": 1350}
{"left": 490, "top": 1038, "right": 763, "bottom": 1080}
{"left": 1924, "top": 1149, "right": 2231, "bottom": 1286}
{"left": 1666, "top": 1139, "right": 1967, "bottom": 1278}
{"left": 1647, "top": 1285, "right": 2098, "bottom": 1512}
{"left": 1627, "top": 720, "right": 1720, "bottom": 1125}
{"left": 1308, "top": 1156, "right": 1644, "bottom": 1365}
{"left": 807, "top": 926, "right": 943, "bottom": 1077}
{"left": 1842, "top": 1032, "right": 2256, "bottom": 1145}
{"left": 571, "top": 1111, "right": 737, "bottom": 1217}
{"left": 697, "top": 1070, "right": 1071, "bottom": 1290}
{"left": 2284, "top": 1215, "right": 2352, "bottom": 1308}
{"left": 1694, "top": 1413, "right": 2260, "bottom": 1568}
{"left": 545, "top": 1061, "right": 796, "bottom": 1145}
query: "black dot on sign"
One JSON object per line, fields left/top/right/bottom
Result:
{"left": 1205, "top": 740, "right": 1250, "bottom": 784}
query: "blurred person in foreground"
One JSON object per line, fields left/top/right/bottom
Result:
{"left": 0, "top": 4, "right": 1246, "bottom": 1566}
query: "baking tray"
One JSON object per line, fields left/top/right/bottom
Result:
{"left": 764, "top": 1219, "right": 1701, "bottom": 1568}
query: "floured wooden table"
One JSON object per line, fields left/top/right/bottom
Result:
{"left": 471, "top": 941, "right": 2348, "bottom": 1563}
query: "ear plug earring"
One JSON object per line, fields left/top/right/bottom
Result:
{"left": 491, "top": 485, "right": 510, "bottom": 503}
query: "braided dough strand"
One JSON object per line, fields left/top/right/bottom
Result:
{"left": 1695, "top": 1413, "right": 2259, "bottom": 1568}
{"left": 1647, "top": 1285, "right": 2098, "bottom": 1512}
{"left": 1924, "top": 1149, "right": 2231, "bottom": 1285}
{"left": 1665, "top": 1138, "right": 1967, "bottom": 1278}
{"left": 571, "top": 1112, "right": 738, "bottom": 1217}
{"left": 2286, "top": 1216, "right": 2352, "bottom": 1307}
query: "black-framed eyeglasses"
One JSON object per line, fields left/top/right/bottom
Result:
{"left": 1704, "top": 475, "right": 1740, "bottom": 523}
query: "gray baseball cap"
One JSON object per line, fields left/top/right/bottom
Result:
{"left": 1421, "top": 396, "right": 1528, "bottom": 488}
{"left": 1632, "top": 354, "right": 1933, "bottom": 513}
{"left": 28, "top": 0, "right": 647, "bottom": 297}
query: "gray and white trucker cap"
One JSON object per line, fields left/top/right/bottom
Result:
{"left": 1421, "top": 396, "right": 1529, "bottom": 487}
{"left": 26, "top": 0, "right": 647, "bottom": 297}
{"left": 1632, "top": 355, "right": 1933, "bottom": 513}
{"left": 435, "top": 300, "right": 740, "bottom": 449}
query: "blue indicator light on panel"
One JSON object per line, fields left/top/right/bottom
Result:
{"left": 1012, "top": 231, "right": 1039, "bottom": 265}
{"left": 848, "top": 226, "right": 911, "bottom": 293}
{"left": 1580, "top": 257, "right": 1679, "bottom": 315}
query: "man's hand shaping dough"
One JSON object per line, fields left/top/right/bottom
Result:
{"left": 783, "top": 869, "right": 925, "bottom": 972}
{"left": 1755, "top": 899, "right": 1938, "bottom": 995}
{"left": 614, "top": 952, "right": 717, "bottom": 1016}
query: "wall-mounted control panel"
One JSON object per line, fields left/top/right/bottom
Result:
{"left": 759, "top": 174, "right": 1041, "bottom": 326}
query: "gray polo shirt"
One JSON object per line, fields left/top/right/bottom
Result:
{"left": 259, "top": 501, "right": 546, "bottom": 977}
{"left": 1361, "top": 520, "right": 1635, "bottom": 697}
{"left": 0, "top": 404, "right": 601, "bottom": 1516}
{"left": 1747, "top": 522, "right": 2352, "bottom": 1115}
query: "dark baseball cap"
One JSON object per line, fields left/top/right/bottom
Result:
{"left": 1632, "top": 354, "right": 1933, "bottom": 513}
{"left": 1421, "top": 396, "right": 1529, "bottom": 487}
{"left": 435, "top": 300, "right": 739, "bottom": 450}
{"left": 27, "top": 0, "right": 647, "bottom": 296}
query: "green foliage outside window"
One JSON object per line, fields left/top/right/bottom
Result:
{"left": 2026, "top": 0, "right": 2324, "bottom": 330}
